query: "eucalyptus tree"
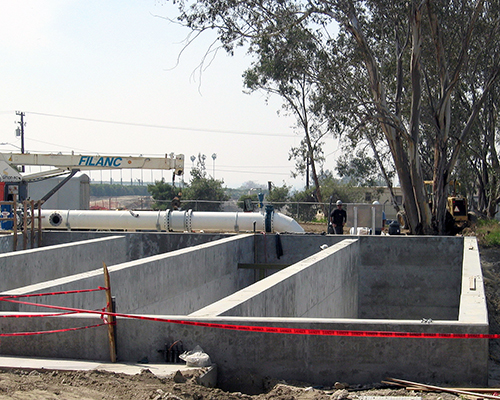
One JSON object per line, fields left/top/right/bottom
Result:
{"left": 462, "top": 87, "right": 500, "bottom": 219}
{"left": 243, "top": 18, "right": 329, "bottom": 204}
{"left": 336, "top": 149, "right": 384, "bottom": 187}
{"left": 318, "top": 0, "right": 500, "bottom": 233}
{"left": 174, "top": 0, "right": 500, "bottom": 234}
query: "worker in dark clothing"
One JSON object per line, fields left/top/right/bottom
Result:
{"left": 330, "top": 200, "right": 347, "bottom": 234}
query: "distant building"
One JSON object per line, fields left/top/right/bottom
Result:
{"left": 27, "top": 174, "right": 90, "bottom": 210}
{"left": 375, "top": 186, "right": 403, "bottom": 221}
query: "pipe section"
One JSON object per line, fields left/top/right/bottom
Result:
{"left": 38, "top": 209, "right": 305, "bottom": 233}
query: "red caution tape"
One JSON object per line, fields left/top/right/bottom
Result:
{"left": 0, "top": 311, "right": 78, "bottom": 318}
{"left": 0, "top": 297, "right": 496, "bottom": 339}
{"left": 0, "top": 287, "right": 107, "bottom": 301}
{"left": 0, "top": 323, "right": 107, "bottom": 337}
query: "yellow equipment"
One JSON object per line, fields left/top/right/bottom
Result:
{"left": 424, "top": 180, "right": 468, "bottom": 225}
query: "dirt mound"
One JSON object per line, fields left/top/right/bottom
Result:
{"left": 0, "top": 368, "right": 220, "bottom": 400}
{"left": 0, "top": 368, "right": 465, "bottom": 400}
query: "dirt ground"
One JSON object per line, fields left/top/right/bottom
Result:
{"left": 1, "top": 230, "right": 500, "bottom": 399}
{"left": 0, "top": 367, "right": 468, "bottom": 400}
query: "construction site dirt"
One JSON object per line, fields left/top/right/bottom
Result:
{"left": 0, "top": 245, "right": 499, "bottom": 400}
{"left": 0, "top": 368, "right": 468, "bottom": 400}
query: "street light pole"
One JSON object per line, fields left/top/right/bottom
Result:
{"left": 212, "top": 153, "right": 217, "bottom": 178}
{"left": 15, "top": 111, "right": 25, "bottom": 172}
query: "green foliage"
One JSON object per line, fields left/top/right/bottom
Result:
{"left": 288, "top": 171, "right": 386, "bottom": 222}
{"left": 266, "top": 183, "right": 291, "bottom": 211}
{"left": 227, "top": 181, "right": 266, "bottom": 201}
{"left": 336, "top": 150, "right": 385, "bottom": 187}
{"left": 313, "top": 215, "right": 328, "bottom": 224}
{"left": 90, "top": 184, "right": 149, "bottom": 197}
{"left": 174, "top": 0, "right": 500, "bottom": 234}
{"left": 318, "top": 170, "right": 366, "bottom": 204}
{"left": 147, "top": 179, "right": 180, "bottom": 211}
{"left": 476, "top": 219, "right": 500, "bottom": 248}
{"left": 182, "top": 167, "right": 229, "bottom": 211}
{"left": 147, "top": 153, "right": 230, "bottom": 211}
{"left": 290, "top": 188, "right": 320, "bottom": 222}
{"left": 243, "top": 22, "right": 327, "bottom": 197}
{"left": 227, "top": 188, "right": 265, "bottom": 201}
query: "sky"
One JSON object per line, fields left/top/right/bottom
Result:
{"left": 0, "top": 0, "right": 340, "bottom": 189}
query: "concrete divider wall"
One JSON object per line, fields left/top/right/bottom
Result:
{"left": 0, "top": 236, "right": 128, "bottom": 292}
{"left": 41, "top": 231, "right": 233, "bottom": 260}
{"left": 7, "top": 234, "right": 255, "bottom": 316}
{"left": 0, "top": 234, "right": 13, "bottom": 254}
{"left": 254, "top": 234, "right": 347, "bottom": 266}
{"left": 0, "top": 313, "right": 488, "bottom": 392}
{"left": 459, "top": 237, "right": 488, "bottom": 324}
{"left": 0, "top": 314, "right": 110, "bottom": 361}
{"left": 0, "top": 233, "right": 39, "bottom": 253}
{"left": 191, "top": 239, "right": 359, "bottom": 318}
{"left": 116, "top": 317, "right": 487, "bottom": 393}
{"left": 357, "top": 236, "right": 463, "bottom": 320}
{"left": 253, "top": 235, "right": 464, "bottom": 320}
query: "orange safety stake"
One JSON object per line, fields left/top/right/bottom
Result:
{"left": 103, "top": 262, "right": 117, "bottom": 362}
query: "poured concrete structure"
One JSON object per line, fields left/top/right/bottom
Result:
{"left": 0, "top": 232, "right": 488, "bottom": 393}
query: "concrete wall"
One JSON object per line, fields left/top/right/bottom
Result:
{"left": 115, "top": 317, "right": 487, "bottom": 393}
{"left": 0, "top": 234, "right": 13, "bottom": 253}
{"left": 0, "top": 234, "right": 490, "bottom": 392}
{"left": 0, "top": 314, "right": 488, "bottom": 393}
{"left": 459, "top": 237, "right": 488, "bottom": 324}
{"left": 192, "top": 239, "right": 359, "bottom": 318}
{"left": 0, "top": 314, "right": 110, "bottom": 361}
{"left": 5, "top": 235, "right": 256, "bottom": 316}
{"left": 254, "top": 235, "right": 347, "bottom": 266}
{"left": 0, "top": 236, "right": 127, "bottom": 292}
{"left": 41, "top": 231, "right": 233, "bottom": 260}
{"left": 357, "top": 236, "right": 463, "bottom": 320}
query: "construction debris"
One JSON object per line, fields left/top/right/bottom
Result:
{"left": 385, "top": 377, "right": 500, "bottom": 399}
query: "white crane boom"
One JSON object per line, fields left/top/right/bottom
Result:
{"left": 0, "top": 152, "right": 184, "bottom": 183}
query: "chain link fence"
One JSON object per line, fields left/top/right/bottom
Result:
{"left": 176, "top": 199, "right": 328, "bottom": 223}
{"left": 91, "top": 197, "right": 331, "bottom": 223}
{"left": 90, "top": 196, "right": 389, "bottom": 235}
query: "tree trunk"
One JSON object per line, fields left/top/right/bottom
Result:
{"left": 409, "top": 3, "right": 433, "bottom": 233}
{"left": 366, "top": 132, "right": 401, "bottom": 213}
{"left": 486, "top": 102, "right": 500, "bottom": 219}
{"left": 344, "top": 4, "right": 429, "bottom": 234}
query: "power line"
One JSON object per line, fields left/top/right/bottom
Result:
{"left": 218, "top": 164, "right": 292, "bottom": 169}
{"left": 216, "top": 168, "right": 291, "bottom": 176}
{"left": 28, "top": 138, "right": 91, "bottom": 152}
{"left": 27, "top": 111, "right": 297, "bottom": 138}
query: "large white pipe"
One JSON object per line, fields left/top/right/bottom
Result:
{"left": 38, "top": 209, "right": 305, "bottom": 233}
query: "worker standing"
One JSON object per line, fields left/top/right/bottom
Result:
{"left": 330, "top": 200, "right": 347, "bottom": 234}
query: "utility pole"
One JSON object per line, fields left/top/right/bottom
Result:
{"left": 15, "top": 111, "right": 25, "bottom": 172}
{"left": 306, "top": 156, "right": 310, "bottom": 190}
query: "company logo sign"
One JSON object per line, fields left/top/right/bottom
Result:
{"left": 78, "top": 156, "right": 123, "bottom": 167}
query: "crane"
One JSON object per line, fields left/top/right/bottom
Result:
{"left": 0, "top": 152, "right": 184, "bottom": 202}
